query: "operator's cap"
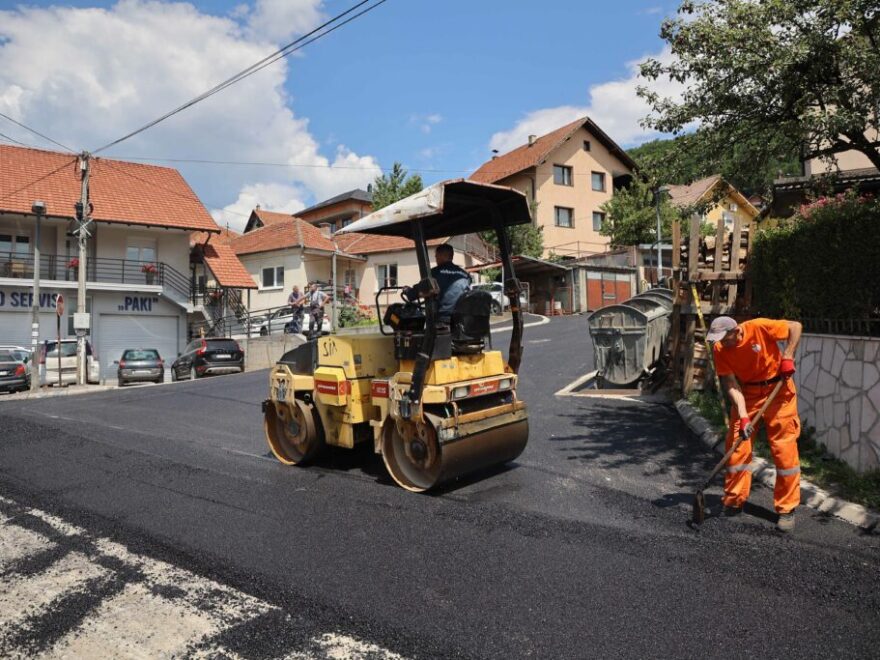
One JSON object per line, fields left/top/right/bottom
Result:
{"left": 706, "top": 316, "right": 738, "bottom": 341}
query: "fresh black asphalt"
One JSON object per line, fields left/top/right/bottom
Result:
{"left": 1, "top": 315, "right": 878, "bottom": 658}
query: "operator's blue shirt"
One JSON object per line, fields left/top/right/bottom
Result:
{"left": 431, "top": 262, "right": 471, "bottom": 319}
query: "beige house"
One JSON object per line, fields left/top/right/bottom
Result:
{"left": 471, "top": 116, "right": 636, "bottom": 259}
{"left": 772, "top": 127, "right": 880, "bottom": 216}
{"left": 667, "top": 174, "right": 760, "bottom": 229}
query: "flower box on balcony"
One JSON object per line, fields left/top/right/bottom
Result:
{"left": 141, "top": 263, "right": 158, "bottom": 285}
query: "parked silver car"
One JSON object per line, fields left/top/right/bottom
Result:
{"left": 116, "top": 348, "right": 165, "bottom": 386}
{"left": 471, "top": 282, "right": 528, "bottom": 315}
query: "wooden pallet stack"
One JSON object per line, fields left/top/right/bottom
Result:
{"left": 667, "top": 213, "right": 755, "bottom": 394}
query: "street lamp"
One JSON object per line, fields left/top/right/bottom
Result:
{"left": 30, "top": 200, "right": 46, "bottom": 391}
{"left": 655, "top": 186, "right": 670, "bottom": 286}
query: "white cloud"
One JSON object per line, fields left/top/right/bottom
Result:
{"left": 410, "top": 113, "right": 443, "bottom": 134}
{"left": 638, "top": 6, "right": 663, "bottom": 16}
{"left": 0, "top": 0, "right": 381, "bottom": 232}
{"left": 244, "top": 0, "right": 324, "bottom": 44}
{"left": 488, "top": 47, "right": 683, "bottom": 154}
{"left": 212, "top": 182, "right": 307, "bottom": 228}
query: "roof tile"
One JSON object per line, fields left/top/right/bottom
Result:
{"left": 231, "top": 217, "right": 336, "bottom": 256}
{"left": 202, "top": 242, "right": 257, "bottom": 289}
{"left": 0, "top": 144, "right": 218, "bottom": 232}
{"left": 471, "top": 116, "right": 637, "bottom": 184}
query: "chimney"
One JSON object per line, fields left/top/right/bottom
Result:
{"left": 255, "top": 204, "right": 261, "bottom": 210}
{"left": 528, "top": 135, "right": 536, "bottom": 146}
{"left": 491, "top": 149, "right": 499, "bottom": 160}
{"left": 318, "top": 223, "right": 332, "bottom": 238}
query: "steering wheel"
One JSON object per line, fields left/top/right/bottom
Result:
{"left": 400, "top": 286, "right": 421, "bottom": 306}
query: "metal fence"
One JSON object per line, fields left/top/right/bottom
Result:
{"left": 801, "top": 317, "right": 880, "bottom": 337}
{"left": 0, "top": 251, "right": 190, "bottom": 302}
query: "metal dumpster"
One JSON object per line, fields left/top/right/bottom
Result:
{"left": 587, "top": 289, "right": 672, "bottom": 388}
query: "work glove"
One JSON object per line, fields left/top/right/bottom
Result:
{"left": 738, "top": 417, "right": 754, "bottom": 441}
{"left": 779, "top": 358, "right": 796, "bottom": 379}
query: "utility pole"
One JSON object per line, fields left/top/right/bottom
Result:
{"left": 76, "top": 153, "right": 91, "bottom": 386}
{"left": 655, "top": 185, "right": 670, "bottom": 286}
{"left": 30, "top": 201, "right": 46, "bottom": 391}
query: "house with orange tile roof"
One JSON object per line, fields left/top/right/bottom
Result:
{"left": 0, "top": 144, "right": 251, "bottom": 380}
{"left": 232, "top": 214, "right": 489, "bottom": 319}
{"left": 667, "top": 174, "right": 759, "bottom": 230}
{"left": 471, "top": 116, "right": 636, "bottom": 259}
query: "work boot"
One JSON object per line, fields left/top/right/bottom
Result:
{"left": 776, "top": 511, "right": 796, "bottom": 532}
{"left": 721, "top": 505, "right": 743, "bottom": 518}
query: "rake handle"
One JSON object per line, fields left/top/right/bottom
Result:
{"left": 698, "top": 379, "right": 784, "bottom": 492}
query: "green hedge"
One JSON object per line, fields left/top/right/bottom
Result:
{"left": 751, "top": 192, "right": 880, "bottom": 320}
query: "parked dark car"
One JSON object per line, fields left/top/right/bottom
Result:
{"left": 171, "top": 338, "right": 244, "bottom": 381}
{"left": 116, "top": 348, "right": 165, "bottom": 386}
{"left": 0, "top": 349, "right": 30, "bottom": 393}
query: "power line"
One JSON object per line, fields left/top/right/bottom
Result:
{"left": 0, "top": 111, "right": 75, "bottom": 152}
{"left": 0, "top": 131, "right": 30, "bottom": 147}
{"left": 0, "top": 157, "right": 79, "bottom": 204}
{"left": 92, "top": 0, "right": 389, "bottom": 156}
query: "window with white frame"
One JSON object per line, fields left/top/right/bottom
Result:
{"left": 261, "top": 265, "right": 284, "bottom": 289}
{"left": 592, "top": 211, "right": 605, "bottom": 232}
{"left": 125, "top": 238, "right": 157, "bottom": 264}
{"left": 0, "top": 233, "right": 30, "bottom": 256}
{"left": 344, "top": 268, "right": 357, "bottom": 289}
{"left": 553, "top": 165, "right": 573, "bottom": 186}
{"left": 377, "top": 263, "right": 398, "bottom": 288}
{"left": 591, "top": 171, "right": 606, "bottom": 192}
{"left": 554, "top": 206, "right": 574, "bottom": 228}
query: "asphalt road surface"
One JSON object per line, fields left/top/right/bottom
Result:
{"left": 1, "top": 315, "right": 878, "bottom": 658}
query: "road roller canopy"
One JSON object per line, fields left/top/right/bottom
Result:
{"left": 335, "top": 179, "right": 532, "bottom": 240}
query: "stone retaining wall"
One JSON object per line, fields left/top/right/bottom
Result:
{"left": 795, "top": 333, "right": 880, "bottom": 473}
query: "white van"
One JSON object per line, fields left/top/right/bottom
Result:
{"left": 40, "top": 339, "right": 101, "bottom": 386}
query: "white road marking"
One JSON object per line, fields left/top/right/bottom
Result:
{"left": 0, "top": 495, "right": 405, "bottom": 659}
{"left": 491, "top": 314, "right": 551, "bottom": 333}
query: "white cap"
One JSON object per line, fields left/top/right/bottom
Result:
{"left": 707, "top": 316, "right": 738, "bottom": 341}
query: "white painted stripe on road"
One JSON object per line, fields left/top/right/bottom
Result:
{"left": 491, "top": 314, "right": 550, "bottom": 333}
{"left": 0, "top": 495, "right": 406, "bottom": 660}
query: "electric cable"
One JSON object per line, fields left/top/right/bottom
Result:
{"left": 0, "top": 131, "right": 30, "bottom": 146}
{"left": 0, "top": 111, "right": 75, "bottom": 152}
{"left": 92, "top": 0, "right": 388, "bottom": 155}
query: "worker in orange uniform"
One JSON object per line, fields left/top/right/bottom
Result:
{"left": 707, "top": 316, "right": 803, "bottom": 532}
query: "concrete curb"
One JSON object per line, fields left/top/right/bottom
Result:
{"left": 1, "top": 384, "right": 116, "bottom": 402}
{"left": 675, "top": 399, "right": 879, "bottom": 530}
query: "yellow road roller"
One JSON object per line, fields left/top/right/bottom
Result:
{"left": 262, "top": 179, "right": 530, "bottom": 491}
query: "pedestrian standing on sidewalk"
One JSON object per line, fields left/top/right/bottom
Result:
{"left": 286, "top": 285, "right": 305, "bottom": 334}
{"left": 307, "top": 282, "right": 329, "bottom": 340}
{"left": 709, "top": 316, "right": 803, "bottom": 532}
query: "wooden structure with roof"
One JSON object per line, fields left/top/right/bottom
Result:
{"left": 666, "top": 177, "right": 759, "bottom": 395}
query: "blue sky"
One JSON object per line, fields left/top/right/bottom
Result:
{"left": 1, "top": 0, "right": 679, "bottom": 229}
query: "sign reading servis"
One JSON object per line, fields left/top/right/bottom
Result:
{"left": 0, "top": 291, "right": 61, "bottom": 308}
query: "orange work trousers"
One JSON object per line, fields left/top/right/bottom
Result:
{"left": 723, "top": 380, "right": 801, "bottom": 514}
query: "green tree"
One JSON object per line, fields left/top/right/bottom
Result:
{"left": 370, "top": 162, "right": 424, "bottom": 210}
{"left": 479, "top": 200, "right": 544, "bottom": 262}
{"left": 638, "top": 1, "right": 880, "bottom": 192}
{"left": 598, "top": 177, "right": 681, "bottom": 246}
{"left": 628, "top": 135, "right": 800, "bottom": 197}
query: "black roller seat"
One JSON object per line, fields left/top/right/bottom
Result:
{"left": 449, "top": 290, "right": 492, "bottom": 354}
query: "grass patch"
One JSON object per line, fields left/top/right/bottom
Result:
{"left": 686, "top": 389, "right": 880, "bottom": 511}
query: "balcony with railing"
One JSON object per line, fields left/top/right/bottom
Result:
{"left": 0, "top": 250, "right": 191, "bottom": 304}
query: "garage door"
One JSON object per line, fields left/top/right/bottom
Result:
{"left": 98, "top": 315, "right": 179, "bottom": 383}
{"left": 0, "top": 311, "right": 67, "bottom": 348}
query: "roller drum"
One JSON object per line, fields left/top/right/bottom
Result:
{"left": 264, "top": 398, "right": 324, "bottom": 465}
{"left": 382, "top": 412, "right": 528, "bottom": 492}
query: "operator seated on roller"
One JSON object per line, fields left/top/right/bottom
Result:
{"left": 406, "top": 243, "right": 471, "bottom": 325}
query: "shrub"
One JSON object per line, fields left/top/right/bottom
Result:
{"left": 750, "top": 191, "right": 880, "bottom": 320}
